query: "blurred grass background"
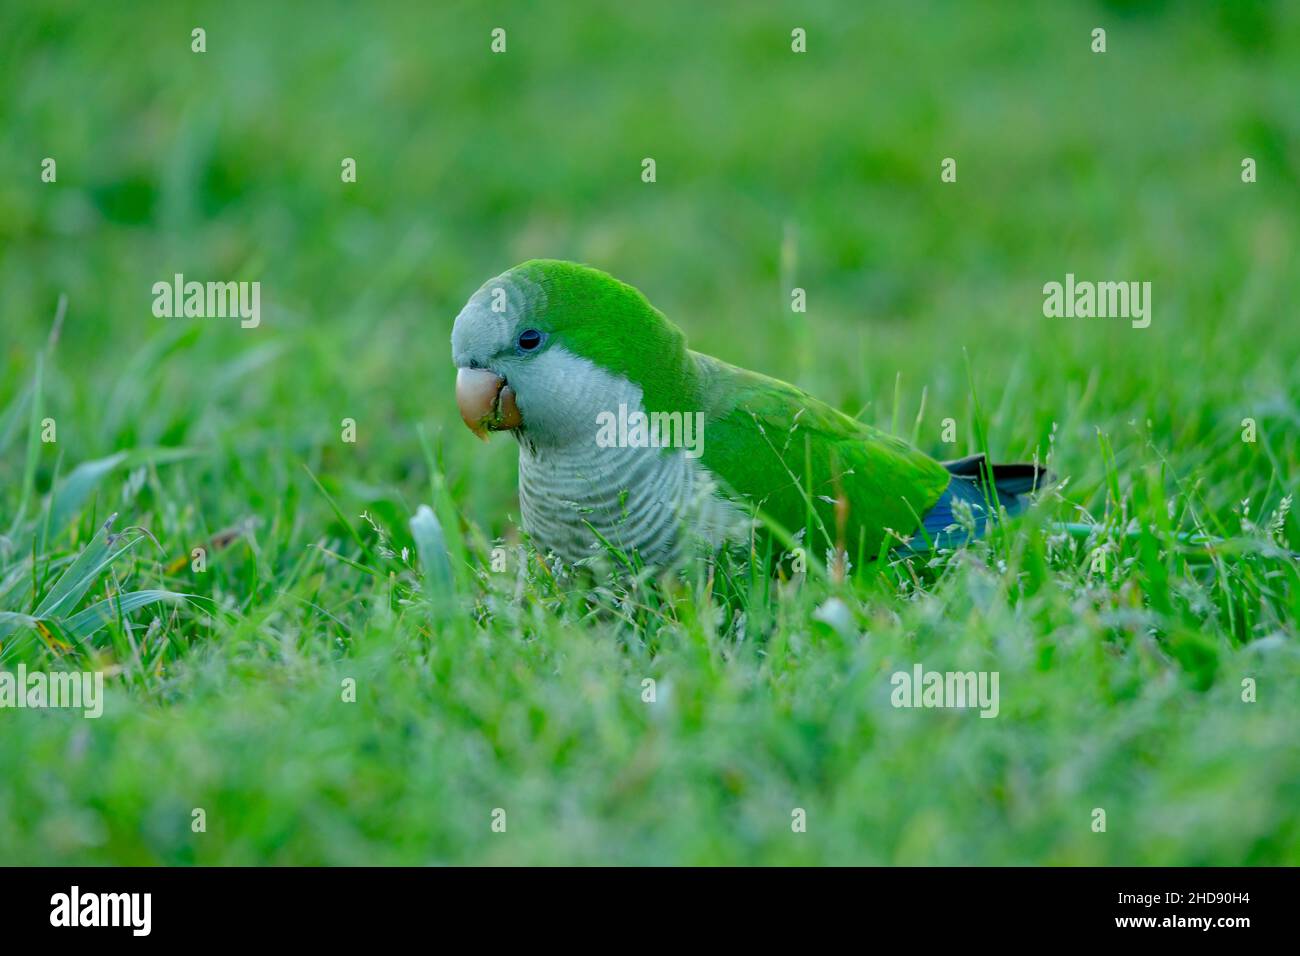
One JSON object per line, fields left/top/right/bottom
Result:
{"left": 0, "top": 0, "right": 1297, "bottom": 864}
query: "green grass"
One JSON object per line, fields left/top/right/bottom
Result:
{"left": 1, "top": 0, "right": 1298, "bottom": 865}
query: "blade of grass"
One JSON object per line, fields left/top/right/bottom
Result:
{"left": 60, "top": 589, "right": 201, "bottom": 641}
{"left": 410, "top": 504, "right": 455, "bottom": 613}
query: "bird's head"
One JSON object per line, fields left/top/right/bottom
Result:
{"left": 451, "top": 260, "right": 698, "bottom": 449}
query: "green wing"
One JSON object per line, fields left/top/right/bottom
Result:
{"left": 695, "top": 353, "right": 950, "bottom": 562}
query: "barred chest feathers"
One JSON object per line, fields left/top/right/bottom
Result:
{"left": 517, "top": 433, "right": 746, "bottom": 566}
{"left": 513, "top": 355, "right": 747, "bottom": 566}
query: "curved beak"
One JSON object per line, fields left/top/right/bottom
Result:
{"left": 456, "top": 367, "right": 522, "bottom": 440}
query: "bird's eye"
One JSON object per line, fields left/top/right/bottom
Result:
{"left": 517, "top": 328, "right": 543, "bottom": 352}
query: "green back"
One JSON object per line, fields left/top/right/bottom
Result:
{"left": 695, "top": 354, "right": 950, "bottom": 561}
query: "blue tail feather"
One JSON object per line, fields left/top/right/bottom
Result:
{"left": 903, "top": 455, "right": 1047, "bottom": 551}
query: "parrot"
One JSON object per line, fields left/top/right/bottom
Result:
{"left": 451, "top": 259, "right": 1045, "bottom": 570}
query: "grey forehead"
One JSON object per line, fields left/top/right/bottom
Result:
{"left": 450, "top": 271, "right": 545, "bottom": 365}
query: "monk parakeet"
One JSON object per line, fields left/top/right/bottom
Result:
{"left": 452, "top": 260, "right": 1043, "bottom": 568}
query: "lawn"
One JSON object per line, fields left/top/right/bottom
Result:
{"left": 1, "top": 0, "right": 1298, "bottom": 865}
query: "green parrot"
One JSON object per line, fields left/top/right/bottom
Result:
{"left": 452, "top": 259, "right": 1043, "bottom": 568}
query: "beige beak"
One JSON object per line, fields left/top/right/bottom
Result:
{"left": 456, "top": 367, "right": 522, "bottom": 440}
